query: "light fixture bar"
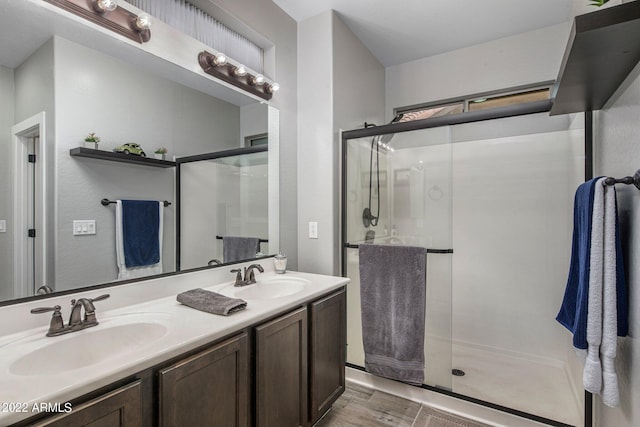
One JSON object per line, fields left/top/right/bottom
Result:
{"left": 198, "top": 51, "right": 275, "bottom": 101}
{"left": 44, "top": 0, "right": 151, "bottom": 44}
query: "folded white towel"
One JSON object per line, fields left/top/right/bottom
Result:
{"left": 601, "top": 184, "right": 619, "bottom": 407}
{"left": 584, "top": 178, "right": 604, "bottom": 393}
{"left": 116, "top": 200, "right": 163, "bottom": 280}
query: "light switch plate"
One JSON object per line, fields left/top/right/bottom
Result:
{"left": 309, "top": 221, "right": 318, "bottom": 239}
{"left": 73, "top": 220, "right": 96, "bottom": 235}
{"left": 0, "top": 220, "right": 5, "bottom": 233}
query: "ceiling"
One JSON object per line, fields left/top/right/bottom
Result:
{"left": 272, "top": 0, "right": 575, "bottom": 67}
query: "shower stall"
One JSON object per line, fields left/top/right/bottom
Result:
{"left": 341, "top": 102, "right": 586, "bottom": 427}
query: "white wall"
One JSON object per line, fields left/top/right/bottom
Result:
{"left": 240, "top": 102, "right": 268, "bottom": 146}
{"left": 52, "top": 37, "right": 240, "bottom": 290}
{"left": 297, "top": 11, "right": 385, "bottom": 275}
{"left": 0, "top": 66, "right": 15, "bottom": 300}
{"left": 593, "top": 63, "right": 640, "bottom": 427}
{"left": 385, "top": 23, "right": 569, "bottom": 118}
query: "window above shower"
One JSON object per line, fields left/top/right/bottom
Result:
{"left": 394, "top": 84, "right": 551, "bottom": 123}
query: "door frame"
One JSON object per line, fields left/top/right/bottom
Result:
{"left": 12, "top": 112, "right": 47, "bottom": 298}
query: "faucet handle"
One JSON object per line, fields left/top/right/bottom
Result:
{"left": 30, "top": 305, "right": 62, "bottom": 314}
{"left": 231, "top": 268, "right": 245, "bottom": 287}
{"left": 31, "top": 305, "right": 65, "bottom": 337}
{"left": 89, "top": 294, "right": 110, "bottom": 303}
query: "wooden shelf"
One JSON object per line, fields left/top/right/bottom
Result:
{"left": 551, "top": 1, "right": 640, "bottom": 115}
{"left": 70, "top": 147, "right": 176, "bottom": 168}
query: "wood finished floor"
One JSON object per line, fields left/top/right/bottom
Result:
{"left": 315, "top": 382, "right": 494, "bottom": 427}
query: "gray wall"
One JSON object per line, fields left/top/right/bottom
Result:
{"left": 297, "top": 11, "right": 385, "bottom": 275}
{"left": 52, "top": 37, "right": 240, "bottom": 290}
{"left": 0, "top": 66, "right": 15, "bottom": 300}
{"left": 14, "top": 38, "right": 56, "bottom": 288}
{"left": 594, "top": 66, "right": 640, "bottom": 427}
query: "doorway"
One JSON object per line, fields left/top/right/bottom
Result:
{"left": 12, "top": 112, "right": 47, "bottom": 298}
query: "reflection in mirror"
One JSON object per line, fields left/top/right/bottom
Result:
{"left": 177, "top": 147, "right": 269, "bottom": 270}
{"left": 0, "top": 1, "right": 277, "bottom": 305}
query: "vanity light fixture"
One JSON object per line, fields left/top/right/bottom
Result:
{"left": 266, "top": 82, "right": 280, "bottom": 94}
{"left": 92, "top": 0, "right": 118, "bottom": 13}
{"left": 250, "top": 74, "right": 266, "bottom": 86}
{"left": 44, "top": 0, "right": 152, "bottom": 44}
{"left": 133, "top": 12, "right": 152, "bottom": 31}
{"left": 233, "top": 64, "right": 248, "bottom": 77}
{"left": 198, "top": 51, "right": 277, "bottom": 101}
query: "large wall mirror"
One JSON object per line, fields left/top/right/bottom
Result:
{"left": 0, "top": 0, "right": 279, "bottom": 305}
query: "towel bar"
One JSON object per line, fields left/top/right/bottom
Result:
{"left": 216, "top": 235, "right": 268, "bottom": 244}
{"left": 101, "top": 198, "right": 171, "bottom": 207}
{"left": 344, "top": 243, "right": 453, "bottom": 254}
{"left": 603, "top": 169, "right": 640, "bottom": 190}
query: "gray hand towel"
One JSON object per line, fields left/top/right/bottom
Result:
{"left": 177, "top": 288, "right": 247, "bottom": 316}
{"left": 359, "top": 244, "right": 427, "bottom": 386}
{"left": 223, "top": 236, "right": 261, "bottom": 263}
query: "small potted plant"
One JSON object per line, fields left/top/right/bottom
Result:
{"left": 84, "top": 133, "right": 101, "bottom": 150}
{"left": 154, "top": 147, "right": 168, "bottom": 160}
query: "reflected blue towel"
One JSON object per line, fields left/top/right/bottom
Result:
{"left": 122, "top": 200, "right": 160, "bottom": 268}
{"left": 556, "top": 178, "right": 599, "bottom": 349}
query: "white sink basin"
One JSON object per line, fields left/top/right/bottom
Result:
{"left": 9, "top": 321, "right": 168, "bottom": 376}
{"left": 228, "top": 276, "right": 311, "bottom": 300}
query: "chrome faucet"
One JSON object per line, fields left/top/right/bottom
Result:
{"left": 230, "top": 264, "right": 264, "bottom": 287}
{"left": 31, "top": 294, "right": 110, "bottom": 337}
{"left": 244, "top": 264, "right": 264, "bottom": 285}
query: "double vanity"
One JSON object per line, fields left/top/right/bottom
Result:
{"left": 0, "top": 260, "right": 349, "bottom": 426}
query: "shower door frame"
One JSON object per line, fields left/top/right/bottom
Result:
{"left": 340, "top": 100, "right": 594, "bottom": 427}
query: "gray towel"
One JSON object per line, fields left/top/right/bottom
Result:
{"left": 177, "top": 288, "right": 247, "bottom": 316}
{"left": 359, "top": 244, "right": 427, "bottom": 385}
{"left": 223, "top": 236, "right": 261, "bottom": 263}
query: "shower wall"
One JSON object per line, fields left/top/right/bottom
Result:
{"left": 343, "top": 111, "right": 585, "bottom": 425}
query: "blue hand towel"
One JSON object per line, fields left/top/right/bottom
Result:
{"left": 556, "top": 178, "right": 600, "bottom": 349}
{"left": 122, "top": 200, "right": 161, "bottom": 268}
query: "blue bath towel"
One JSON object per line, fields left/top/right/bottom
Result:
{"left": 556, "top": 178, "right": 600, "bottom": 349}
{"left": 122, "top": 200, "right": 161, "bottom": 268}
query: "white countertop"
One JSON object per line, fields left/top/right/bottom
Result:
{"left": 0, "top": 264, "right": 349, "bottom": 425}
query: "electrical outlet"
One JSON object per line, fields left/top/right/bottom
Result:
{"left": 0, "top": 220, "right": 5, "bottom": 233}
{"left": 73, "top": 220, "right": 96, "bottom": 236}
{"left": 309, "top": 221, "right": 318, "bottom": 239}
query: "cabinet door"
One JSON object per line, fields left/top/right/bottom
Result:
{"left": 159, "top": 332, "right": 249, "bottom": 427}
{"left": 309, "top": 288, "right": 346, "bottom": 424}
{"left": 30, "top": 380, "right": 142, "bottom": 427}
{"left": 255, "top": 307, "right": 308, "bottom": 427}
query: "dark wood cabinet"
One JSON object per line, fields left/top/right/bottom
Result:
{"left": 255, "top": 306, "right": 308, "bottom": 427}
{"left": 158, "top": 332, "right": 249, "bottom": 427}
{"left": 30, "top": 381, "right": 142, "bottom": 427}
{"left": 309, "top": 289, "right": 346, "bottom": 424}
{"left": 16, "top": 287, "right": 347, "bottom": 427}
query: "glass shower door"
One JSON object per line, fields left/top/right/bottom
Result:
{"left": 343, "top": 125, "right": 454, "bottom": 391}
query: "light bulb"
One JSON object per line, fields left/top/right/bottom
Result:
{"left": 93, "top": 0, "right": 118, "bottom": 13}
{"left": 233, "top": 64, "right": 248, "bottom": 77}
{"left": 134, "top": 13, "right": 151, "bottom": 31}
{"left": 211, "top": 54, "right": 227, "bottom": 66}
{"left": 266, "top": 82, "right": 280, "bottom": 94}
{"left": 250, "top": 74, "right": 265, "bottom": 86}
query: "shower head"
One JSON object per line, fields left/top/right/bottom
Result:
{"left": 379, "top": 113, "right": 404, "bottom": 144}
